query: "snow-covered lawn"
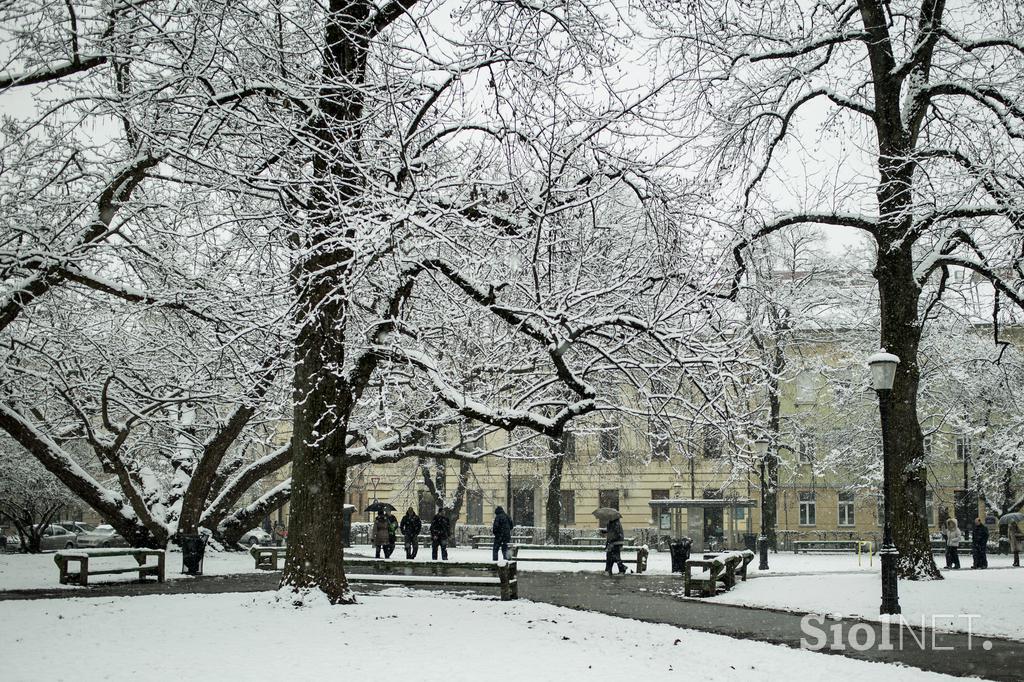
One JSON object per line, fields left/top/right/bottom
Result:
{"left": 0, "top": 589, "right": 966, "bottom": 682}
{"left": 4, "top": 546, "right": 1019, "bottom": 643}
{"left": 0, "top": 549, "right": 257, "bottom": 590}
{"left": 715, "top": 554, "right": 1024, "bottom": 641}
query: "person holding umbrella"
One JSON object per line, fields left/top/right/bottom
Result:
{"left": 1001, "top": 513, "right": 1024, "bottom": 567}
{"left": 371, "top": 510, "right": 390, "bottom": 559}
{"left": 593, "top": 507, "right": 629, "bottom": 576}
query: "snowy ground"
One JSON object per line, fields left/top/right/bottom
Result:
{"left": 3, "top": 547, "right": 1019, "bottom": 642}
{"left": 714, "top": 554, "right": 1024, "bottom": 641}
{"left": 0, "top": 589, "right": 968, "bottom": 682}
{"left": 0, "top": 549, "right": 256, "bottom": 590}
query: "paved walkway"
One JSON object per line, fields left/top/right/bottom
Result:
{"left": 2, "top": 571, "right": 1021, "bottom": 679}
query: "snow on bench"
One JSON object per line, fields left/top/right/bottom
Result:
{"left": 54, "top": 549, "right": 166, "bottom": 586}
{"left": 346, "top": 557, "right": 519, "bottom": 600}
{"left": 683, "top": 550, "right": 755, "bottom": 598}
{"left": 509, "top": 544, "right": 649, "bottom": 573}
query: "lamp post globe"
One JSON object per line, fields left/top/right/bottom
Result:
{"left": 867, "top": 349, "right": 901, "bottom": 615}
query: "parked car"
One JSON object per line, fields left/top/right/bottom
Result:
{"left": 76, "top": 524, "right": 128, "bottom": 548}
{"left": 57, "top": 521, "right": 96, "bottom": 535}
{"left": 38, "top": 524, "right": 79, "bottom": 551}
{"left": 239, "top": 528, "right": 273, "bottom": 548}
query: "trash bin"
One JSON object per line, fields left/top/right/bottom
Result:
{"left": 342, "top": 505, "right": 355, "bottom": 548}
{"left": 669, "top": 537, "right": 692, "bottom": 573}
{"left": 743, "top": 533, "right": 758, "bottom": 552}
{"left": 180, "top": 534, "right": 207, "bottom": 575}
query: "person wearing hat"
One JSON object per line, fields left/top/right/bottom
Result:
{"left": 971, "top": 517, "right": 989, "bottom": 569}
{"left": 491, "top": 506, "right": 514, "bottom": 561}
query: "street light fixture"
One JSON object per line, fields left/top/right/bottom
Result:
{"left": 867, "top": 350, "right": 901, "bottom": 615}
{"left": 755, "top": 438, "right": 771, "bottom": 571}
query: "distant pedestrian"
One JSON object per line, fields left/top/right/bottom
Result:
{"left": 385, "top": 512, "right": 399, "bottom": 558}
{"left": 372, "top": 510, "right": 390, "bottom": 559}
{"left": 943, "top": 518, "right": 962, "bottom": 569}
{"left": 400, "top": 508, "right": 422, "bottom": 559}
{"left": 430, "top": 512, "right": 451, "bottom": 561}
{"left": 603, "top": 517, "right": 629, "bottom": 575}
{"left": 971, "top": 518, "right": 989, "bottom": 569}
{"left": 1010, "top": 521, "right": 1023, "bottom": 567}
{"left": 491, "top": 506, "right": 514, "bottom": 561}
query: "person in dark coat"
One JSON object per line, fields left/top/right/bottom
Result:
{"left": 384, "top": 512, "right": 399, "bottom": 558}
{"left": 430, "top": 512, "right": 451, "bottom": 561}
{"left": 400, "top": 508, "right": 422, "bottom": 559}
{"left": 371, "top": 511, "right": 390, "bottom": 559}
{"left": 602, "top": 517, "right": 629, "bottom": 575}
{"left": 491, "top": 506, "right": 514, "bottom": 561}
{"left": 972, "top": 518, "right": 989, "bottom": 569}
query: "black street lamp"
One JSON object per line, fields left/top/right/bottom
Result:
{"left": 868, "top": 350, "right": 901, "bottom": 615}
{"left": 755, "top": 438, "right": 771, "bottom": 571}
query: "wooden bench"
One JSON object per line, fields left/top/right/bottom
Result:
{"left": 793, "top": 540, "right": 870, "bottom": 553}
{"left": 251, "top": 545, "right": 287, "bottom": 570}
{"left": 509, "top": 544, "right": 649, "bottom": 574}
{"left": 54, "top": 549, "right": 165, "bottom": 586}
{"left": 683, "top": 550, "right": 754, "bottom": 597}
{"left": 471, "top": 534, "right": 531, "bottom": 549}
{"left": 571, "top": 536, "right": 636, "bottom": 546}
{"left": 344, "top": 557, "right": 518, "bottom": 600}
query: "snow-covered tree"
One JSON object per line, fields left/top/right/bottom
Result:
{"left": 0, "top": 441, "right": 78, "bottom": 553}
{"left": 649, "top": 0, "right": 1024, "bottom": 578}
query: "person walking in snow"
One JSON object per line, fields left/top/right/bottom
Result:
{"left": 971, "top": 518, "right": 989, "bottom": 569}
{"left": 603, "top": 517, "right": 629, "bottom": 575}
{"left": 430, "top": 511, "right": 451, "bottom": 561}
{"left": 400, "top": 507, "right": 422, "bottom": 559}
{"left": 491, "top": 506, "right": 514, "bottom": 561}
{"left": 372, "top": 510, "right": 390, "bottom": 559}
{"left": 1010, "top": 520, "right": 1023, "bottom": 567}
{"left": 943, "top": 517, "right": 962, "bottom": 569}
{"left": 384, "top": 511, "right": 399, "bottom": 558}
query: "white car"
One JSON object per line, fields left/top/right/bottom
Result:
{"left": 76, "top": 524, "right": 128, "bottom": 548}
{"left": 239, "top": 528, "right": 273, "bottom": 547}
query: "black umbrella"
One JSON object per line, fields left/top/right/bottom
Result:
{"left": 364, "top": 500, "right": 397, "bottom": 513}
{"left": 592, "top": 507, "right": 622, "bottom": 522}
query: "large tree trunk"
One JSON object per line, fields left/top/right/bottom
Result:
{"left": 860, "top": 0, "right": 941, "bottom": 580}
{"left": 545, "top": 439, "right": 566, "bottom": 544}
{"left": 761, "top": 346, "right": 782, "bottom": 548}
{"left": 280, "top": 0, "right": 372, "bottom": 603}
{"left": 875, "top": 241, "right": 942, "bottom": 580}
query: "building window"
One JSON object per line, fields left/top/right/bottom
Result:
{"left": 465, "top": 490, "right": 483, "bottom": 525}
{"left": 838, "top": 491, "right": 855, "bottom": 527}
{"left": 925, "top": 490, "right": 934, "bottom": 527}
{"left": 651, "top": 429, "right": 670, "bottom": 460}
{"left": 734, "top": 506, "right": 746, "bottom": 521}
{"left": 651, "top": 489, "right": 670, "bottom": 527}
{"left": 418, "top": 490, "right": 436, "bottom": 523}
{"left": 559, "top": 489, "right": 575, "bottom": 525}
{"left": 795, "top": 371, "right": 817, "bottom": 403}
{"left": 956, "top": 435, "right": 971, "bottom": 461}
{"left": 598, "top": 489, "right": 619, "bottom": 511}
{"left": 562, "top": 432, "right": 576, "bottom": 460}
{"left": 797, "top": 435, "right": 815, "bottom": 464}
{"left": 599, "top": 426, "right": 619, "bottom": 459}
{"left": 799, "top": 492, "right": 816, "bottom": 526}
{"left": 702, "top": 427, "right": 722, "bottom": 459}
